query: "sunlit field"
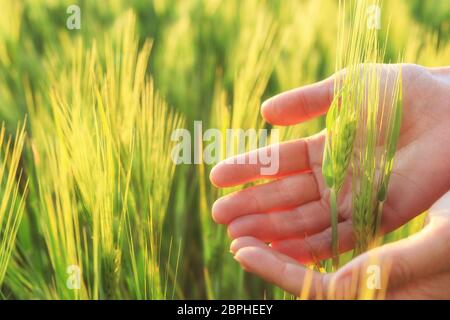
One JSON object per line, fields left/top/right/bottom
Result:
{"left": 0, "top": 0, "right": 449, "bottom": 300}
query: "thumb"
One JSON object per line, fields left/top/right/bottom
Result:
{"left": 330, "top": 190, "right": 450, "bottom": 298}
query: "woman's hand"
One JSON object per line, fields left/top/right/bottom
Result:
{"left": 209, "top": 64, "right": 450, "bottom": 298}
{"left": 230, "top": 191, "right": 450, "bottom": 299}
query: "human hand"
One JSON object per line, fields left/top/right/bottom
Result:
{"left": 209, "top": 64, "right": 450, "bottom": 298}
{"left": 229, "top": 191, "right": 450, "bottom": 299}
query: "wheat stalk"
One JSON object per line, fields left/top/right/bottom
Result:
{"left": 0, "top": 122, "right": 27, "bottom": 286}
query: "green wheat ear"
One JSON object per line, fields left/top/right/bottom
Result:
{"left": 378, "top": 69, "right": 403, "bottom": 204}
{"left": 323, "top": 0, "right": 391, "bottom": 269}
{"left": 0, "top": 122, "right": 27, "bottom": 286}
{"left": 352, "top": 66, "right": 403, "bottom": 255}
{"left": 374, "top": 68, "right": 403, "bottom": 238}
{"left": 322, "top": 98, "right": 358, "bottom": 270}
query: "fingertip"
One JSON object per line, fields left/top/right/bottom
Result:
{"left": 261, "top": 97, "right": 287, "bottom": 125}
{"left": 209, "top": 161, "right": 237, "bottom": 188}
{"left": 261, "top": 78, "right": 334, "bottom": 126}
{"left": 233, "top": 246, "right": 261, "bottom": 269}
{"left": 233, "top": 249, "right": 251, "bottom": 272}
{"left": 260, "top": 99, "right": 273, "bottom": 122}
{"left": 209, "top": 164, "right": 222, "bottom": 187}
{"left": 230, "top": 236, "right": 251, "bottom": 254}
{"left": 230, "top": 236, "right": 265, "bottom": 254}
{"left": 211, "top": 198, "right": 226, "bottom": 224}
{"left": 234, "top": 246, "right": 278, "bottom": 275}
{"left": 230, "top": 238, "right": 240, "bottom": 255}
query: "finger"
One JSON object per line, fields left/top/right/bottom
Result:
{"left": 234, "top": 245, "right": 327, "bottom": 297}
{"left": 230, "top": 236, "right": 297, "bottom": 264}
{"left": 230, "top": 236, "right": 266, "bottom": 255}
{"left": 336, "top": 191, "right": 450, "bottom": 291}
{"left": 227, "top": 200, "right": 329, "bottom": 241}
{"left": 209, "top": 132, "right": 325, "bottom": 188}
{"left": 212, "top": 173, "right": 320, "bottom": 224}
{"left": 271, "top": 220, "right": 354, "bottom": 263}
{"left": 261, "top": 76, "right": 334, "bottom": 126}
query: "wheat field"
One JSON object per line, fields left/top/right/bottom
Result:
{"left": 0, "top": 0, "right": 448, "bottom": 299}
